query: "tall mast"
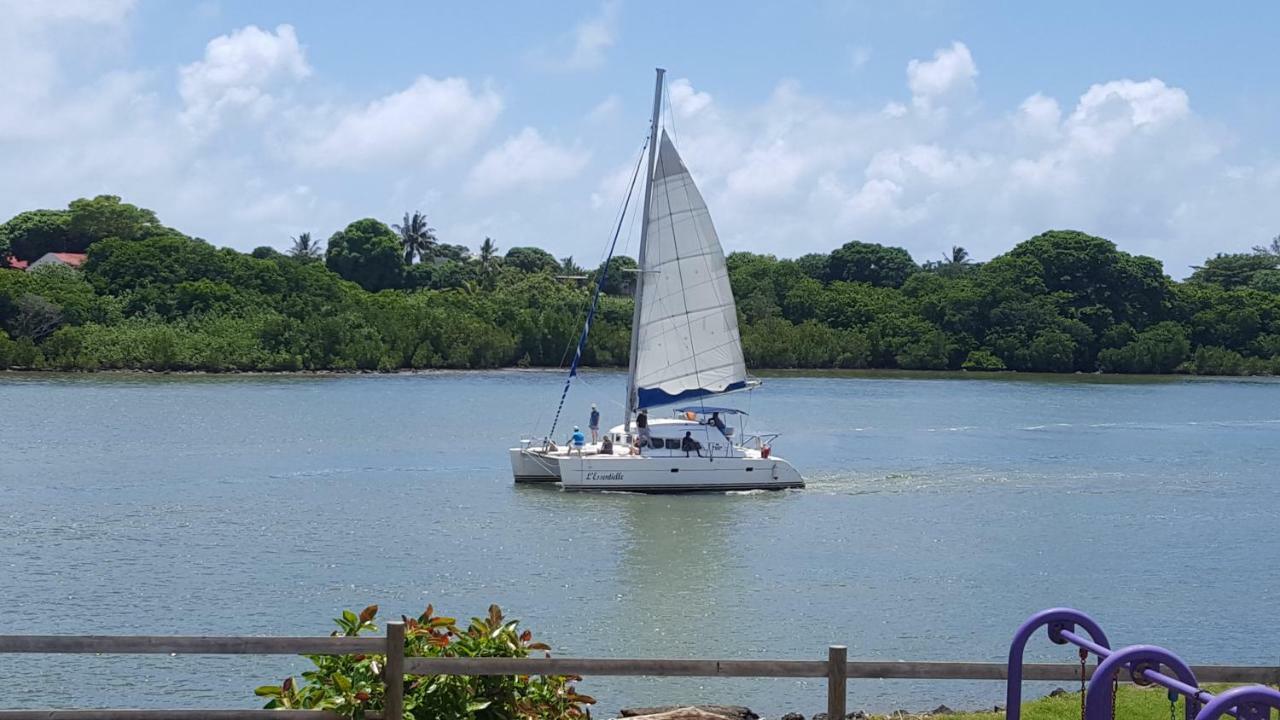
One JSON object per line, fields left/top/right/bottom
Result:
{"left": 625, "top": 67, "right": 665, "bottom": 433}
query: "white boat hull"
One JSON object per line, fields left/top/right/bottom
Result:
{"left": 557, "top": 453, "right": 803, "bottom": 493}
{"left": 509, "top": 447, "right": 561, "bottom": 483}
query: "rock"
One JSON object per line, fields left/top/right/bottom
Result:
{"left": 929, "top": 705, "right": 955, "bottom": 715}
{"left": 1048, "top": 688, "right": 1068, "bottom": 698}
{"left": 619, "top": 706, "right": 756, "bottom": 720}
{"left": 618, "top": 708, "right": 737, "bottom": 720}
{"left": 812, "top": 714, "right": 828, "bottom": 720}
{"left": 992, "top": 705, "right": 1006, "bottom": 713}
{"left": 780, "top": 714, "right": 804, "bottom": 720}
{"left": 846, "top": 712, "right": 869, "bottom": 720}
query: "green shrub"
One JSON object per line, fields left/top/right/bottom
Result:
{"left": 256, "top": 604, "right": 593, "bottom": 720}
{"left": 962, "top": 349, "right": 1006, "bottom": 371}
{"left": 1187, "top": 346, "right": 1246, "bottom": 376}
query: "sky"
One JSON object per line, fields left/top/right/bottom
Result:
{"left": 2, "top": 1, "right": 1278, "bottom": 278}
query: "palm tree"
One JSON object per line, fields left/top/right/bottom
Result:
{"left": 1253, "top": 235, "right": 1280, "bottom": 257}
{"left": 394, "top": 211, "right": 437, "bottom": 264}
{"left": 288, "top": 232, "right": 323, "bottom": 261}
{"left": 478, "top": 237, "right": 499, "bottom": 288}
{"left": 943, "top": 246, "right": 970, "bottom": 266}
{"left": 559, "top": 256, "right": 585, "bottom": 276}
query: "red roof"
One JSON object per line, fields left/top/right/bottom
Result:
{"left": 49, "top": 252, "right": 87, "bottom": 267}
{"left": 2, "top": 255, "right": 28, "bottom": 270}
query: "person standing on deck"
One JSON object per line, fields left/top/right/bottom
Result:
{"left": 570, "top": 426, "right": 586, "bottom": 456}
{"left": 635, "top": 409, "right": 649, "bottom": 449}
{"left": 589, "top": 403, "right": 600, "bottom": 443}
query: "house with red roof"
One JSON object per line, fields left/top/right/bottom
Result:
{"left": 26, "top": 252, "right": 87, "bottom": 271}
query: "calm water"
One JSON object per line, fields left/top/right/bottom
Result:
{"left": 2, "top": 370, "right": 1279, "bottom": 715}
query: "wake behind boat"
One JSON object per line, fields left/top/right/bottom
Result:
{"left": 509, "top": 68, "right": 804, "bottom": 493}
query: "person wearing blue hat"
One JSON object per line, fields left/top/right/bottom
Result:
{"left": 570, "top": 425, "right": 586, "bottom": 456}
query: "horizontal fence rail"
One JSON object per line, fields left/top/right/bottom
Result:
{"left": 0, "top": 707, "right": 363, "bottom": 712}
{"left": 4, "top": 625, "right": 1280, "bottom": 720}
{"left": 0, "top": 636, "right": 384, "bottom": 655}
{"left": 405, "top": 656, "right": 1280, "bottom": 683}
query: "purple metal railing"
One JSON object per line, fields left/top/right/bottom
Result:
{"left": 1007, "top": 607, "right": 1280, "bottom": 720}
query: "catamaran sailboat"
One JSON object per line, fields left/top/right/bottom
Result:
{"left": 509, "top": 68, "right": 804, "bottom": 492}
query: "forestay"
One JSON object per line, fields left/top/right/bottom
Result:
{"left": 633, "top": 131, "right": 747, "bottom": 409}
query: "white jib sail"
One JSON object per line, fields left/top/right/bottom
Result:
{"left": 633, "top": 131, "right": 748, "bottom": 409}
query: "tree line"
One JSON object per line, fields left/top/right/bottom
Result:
{"left": 2, "top": 195, "right": 1279, "bottom": 376}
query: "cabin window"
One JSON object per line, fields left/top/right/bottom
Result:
{"left": 649, "top": 438, "right": 664, "bottom": 449}
{"left": 664, "top": 438, "right": 681, "bottom": 450}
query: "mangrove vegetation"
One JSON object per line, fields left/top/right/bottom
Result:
{"left": 2, "top": 195, "right": 1279, "bottom": 376}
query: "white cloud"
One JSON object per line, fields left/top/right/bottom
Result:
{"left": 0, "top": 0, "right": 137, "bottom": 137}
{"left": 535, "top": 1, "right": 620, "bottom": 71}
{"left": 466, "top": 127, "right": 590, "bottom": 196}
{"left": 3, "top": 23, "right": 1277, "bottom": 282}
{"left": 586, "top": 94, "right": 622, "bottom": 123}
{"left": 178, "top": 24, "right": 310, "bottom": 134}
{"left": 668, "top": 78, "right": 713, "bottom": 117}
{"left": 590, "top": 40, "right": 1278, "bottom": 277}
{"left": 296, "top": 75, "right": 502, "bottom": 170}
{"left": 1016, "top": 93, "right": 1062, "bottom": 139}
{"left": 907, "top": 41, "right": 977, "bottom": 110}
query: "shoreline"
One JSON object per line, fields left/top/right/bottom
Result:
{"left": 2, "top": 366, "right": 1277, "bottom": 383}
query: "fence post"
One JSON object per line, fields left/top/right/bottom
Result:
{"left": 385, "top": 621, "right": 405, "bottom": 720}
{"left": 828, "top": 645, "right": 847, "bottom": 720}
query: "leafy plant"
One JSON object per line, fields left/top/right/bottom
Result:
{"left": 255, "top": 604, "right": 594, "bottom": 720}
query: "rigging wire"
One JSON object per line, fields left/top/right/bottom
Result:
{"left": 545, "top": 136, "right": 650, "bottom": 441}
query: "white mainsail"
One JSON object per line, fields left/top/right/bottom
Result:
{"left": 632, "top": 130, "right": 747, "bottom": 409}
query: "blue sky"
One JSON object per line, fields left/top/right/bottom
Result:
{"left": 2, "top": 1, "right": 1278, "bottom": 277}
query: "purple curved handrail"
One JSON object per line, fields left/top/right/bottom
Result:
{"left": 1194, "top": 686, "right": 1280, "bottom": 720}
{"left": 1006, "top": 608, "right": 1111, "bottom": 720}
{"left": 1083, "top": 645, "right": 1198, "bottom": 720}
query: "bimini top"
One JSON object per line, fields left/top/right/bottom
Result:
{"left": 672, "top": 406, "right": 747, "bottom": 415}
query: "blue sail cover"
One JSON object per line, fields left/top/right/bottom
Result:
{"left": 638, "top": 382, "right": 747, "bottom": 409}
{"left": 633, "top": 132, "right": 748, "bottom": 410}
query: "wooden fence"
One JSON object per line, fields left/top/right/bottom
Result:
{"left": 3, "top": 622, "right": 1279, "bottom": 720}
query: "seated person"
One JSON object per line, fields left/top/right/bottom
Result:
{"left": 598, "top": 435, "right": 613, "bottom": 454}
{"left": 681, "top": 431, "right": 702, "bottom": 456}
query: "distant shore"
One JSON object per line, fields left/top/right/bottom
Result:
{"left": 3, "top": 366, "right": 1277, "bottom": 382}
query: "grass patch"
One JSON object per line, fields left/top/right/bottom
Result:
{"left": 869, "top": 684, "right": 1221, "bottom": 720}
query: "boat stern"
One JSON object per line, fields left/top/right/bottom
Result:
{"left": 509, "top": 446, "right": 561, "bottom": 484}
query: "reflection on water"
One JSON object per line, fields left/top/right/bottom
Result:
{"left": 2, "top": 370, "right": 1279, "bottom": 714}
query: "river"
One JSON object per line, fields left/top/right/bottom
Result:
{"left": 2, "top": 370, "right": 1278, "bottom": 715}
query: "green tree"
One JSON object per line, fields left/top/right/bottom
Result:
{"left": 393, "top": 211, "right": 437, "bottom": 264}
{"left": 828, "top": 240, "right": 919, "bottom": 287}
{"left": 597, "top": 255, "right": 638, "bottom": 295}
{"left": 1098, "top": 321, "right": 1190, "bottom": 373}
{"left": 559, "top": 255, "right": 585, "bottom": 277}
{"left": 428, "top": 243, "right": 470, "bottom": 263}
{"left": 925, "top": 246, "right": 976, "bottom": 277}
{"left": 1252, "top": 234, "right": 1280, "bottom": 257}
{"left": 0, "top": 209, "right": 72, "bottom": 260}
{"left": 478, "top": 237, "right": 500, "bottom": 289}
{"left": 503, "top": 246, "right": 560, "bottom": 274}
{"left": 288, "top": 232, "right": 323, "bottom": 262}
{"left": 325, "top": 219, "right": 404, "bottom": 292}
{"left": 67, "top": 195, "right": 162, "bottom": 244}
{"left": 4, "top": 294, "right": 63, "bottom": 341}
{"left": 1190, "top": 252, "right": 1280, "bottom": 289}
